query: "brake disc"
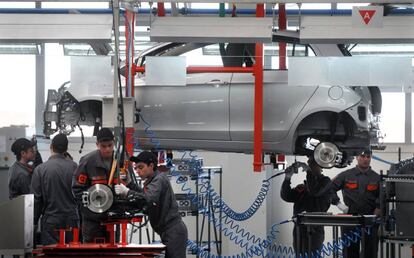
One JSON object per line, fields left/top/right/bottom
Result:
{"left": 313, "top": 142, "right": 343, "bottom": 168}
{"left": 82, "top": 184, "right": 114, "bottom": 214}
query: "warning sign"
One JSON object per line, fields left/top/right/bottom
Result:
{"left": 352, "top": 6, "right": 383, "bottom": 28}
{"left": 359, "top": 10, "right": 376, "bottom": 25}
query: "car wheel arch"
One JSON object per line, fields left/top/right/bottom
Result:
{"left": 291, "top": 110, "right": 358, "bottom": 154}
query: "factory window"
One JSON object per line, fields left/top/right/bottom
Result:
{"left": 0, "top": 2, "right": 35, "bottom": 8}
{"left": 0, "top": 55, "right": 36, "bottom": 136}
{"left": 337, "top": 3, "right": 370, "bottom": 9}
{"left": 42, "top": 2, "right": 109, "bottom": 8}
{"left": 348, "top": 44, "right": 414, "bottom": 58}
{"left": 45, "top": 43, "right": 71, "bottom": 92}
{"left": 44, "top": 43, "right": 94, "bottom": 137}
{"left": 380, "top": 92, "right": 405, "bottom": 143}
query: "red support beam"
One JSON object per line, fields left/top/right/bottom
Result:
{"left": 253, "top": 3, "right": 264, "bottom": 172}
{"left": 278, "top": 4, "right": 287, "bottom": 70}
{"left": 157, "top": 3, "right": 166, "bottom": 17}
{"left": 131, "top": 12, "right": 135, "bottom": 97}
{"left": 106, "top": 224, "right": 115, "bottom": 246}
{"left": 125, "top": 10, "right": 130, "bottom": 97}
{"left": 121, "top": 222, "right": 128, "bottom": 245}
{"left": 58, "top": 229, "right": 65, "bottom": 246}
{"left": 72, "top": 228, "right": 79, "bottom": 244}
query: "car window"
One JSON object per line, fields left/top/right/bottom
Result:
{"left": 140, "top": 42, "right": 315, "bottom": 69}
{"left": 182, "top": 42, "right": 315, "bottom": 68}
{"left": 180, "top": 43, "right": 225, "bottom": 66}
{"left": 265, "top": 43, "right": 315, "bottom": 69}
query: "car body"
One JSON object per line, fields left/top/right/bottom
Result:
{"left": 44, "top": 41, "right": 382, "bottom": 168}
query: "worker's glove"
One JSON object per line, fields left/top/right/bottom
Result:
{"left": 285, "top": 162, "right": 308, "bottom": 180}
{"left": 284, "top": 166, "right": 295, "bottom": 180}
{"left": 336, "top": 202, "right": 349, "bottom": 214}
{"left": 295, "top": 162, "right": 310, "bottom": 172}
{"left": 114, "top": 184, "right": 130, "bottom": 197}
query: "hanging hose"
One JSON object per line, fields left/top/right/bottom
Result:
{"left": 135, "top": 113, "right": 373, "bottom": 258}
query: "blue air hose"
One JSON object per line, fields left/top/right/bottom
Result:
{"left": 135, "top": 113, "right": 373, "bottom": 258}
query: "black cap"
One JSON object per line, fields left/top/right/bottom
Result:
{"left": 358, "top": 148, "right": 372, "bottom": 156}
{"left": 11, "top": 138, "right": 34, "bottom": 155}
{"left": 52, "top": 133, "right": 68, "bottom": 153}
{"left": 96, "top": 128, "right": 114, "bottom": 142}
{"left": 130, "top": 151, "right": 158, "bottom": 165}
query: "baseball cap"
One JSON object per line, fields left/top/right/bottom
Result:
{"left": 52, "top": 133, "right": 68, "bottom": 153}
{"left": 96, "top": 128, "right": 114, "bottom": 142}
{"left": 130, "top": 151, "right": 158, "bottom": 165}
{"left": 358, "top": 148, "right": 372, "bottom": 156}
{"left": 11, "top": 138, "right": 35, "bottom": 155}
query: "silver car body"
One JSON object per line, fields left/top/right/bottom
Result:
{"left": 131, "top": 43, "right": 380, "bottom": 156}
{"left": 47, "top": 42, "right": 381, "bottom": 161}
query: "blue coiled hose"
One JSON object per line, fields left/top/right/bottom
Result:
{"left": 220, "top": 180, "right": 270, "bottom": 221}
{"left": 186, "top": 224, "right": 372, "bottom": 258}
{"left": 135, "top": 113, "right": 373, "bottom": 258}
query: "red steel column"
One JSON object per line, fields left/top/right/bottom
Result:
{"left": 121, "top": 222, "right": 128, "bottom": 245}
{"left": 72, "top": 227, "right": 79, "bottom": 244}
{"left": 157, "top": 3, "right": 165, "bottom": 17}
{"left": 253, "top": 3, "right": 264, "bottom": 172}
{"left": 58, "top": 229, "right": 65, "bottom": 246}
{"left": 131, "top": 12, "right": 135, "bottom": 97}
{"left": 125, "top": 10, "right": 130, "bottom": 96}
{"left": 279, "top": 4, "right": 287, "bottom": 70}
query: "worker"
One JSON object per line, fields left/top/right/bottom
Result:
{"left": 115, "top": 151, "right": 188, "bottom": 258}
{"left": 8, "top": 138, "right": 36, "bottom": 199}
{"left": 31, "top": 133, "right": 78, "bottom": 245}
{"left": 72, "top": 128, "right": 136, "bottom": 243}
{"left": 280, "top": 157, "right": 339, "bottom": 256}
{"left": 331, "top": 149, "right": 380, "bottom": 258}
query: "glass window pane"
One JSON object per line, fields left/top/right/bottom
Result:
{"left": 0, "top": 55, "right": 35, "bottom": 136}
{"left": 349, "top": 44, "right": 414, "bottom": 58}
{"left": 45, "top": 43, "right": 70, "bottom": 92}
{"left": 337, "top": 3, "right": 370, "bottom": 9}
{"left": 0, "top": 2, "right": 35, "bottom": 8}
{"left": 380, "top": 92, "right": 405, "bottom": 143}
{"left": 267, "top": 43, "right": 315, "bottom": 69}
{"left": 45, "top": 43, "right": 95, "bottom": 137}
{"left": 42, "top": 2, "right": 109, "bottom": 9}
{"left": 181, "top": 44, "right": 224, "bottom": 66}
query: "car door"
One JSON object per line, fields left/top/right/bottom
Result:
{"left": 229, "top": 70, "right": 317, "bottom": 143}
{"left": 135, "top": 43, "right": 231, "bottom": 141}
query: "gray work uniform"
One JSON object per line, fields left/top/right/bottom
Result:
{"left": 31, "top": 154, "right": 79, "bottom": 245}
{"left": 72, "top": 150, "right": 114, "bottom": 243}
{"left": 281, "top": 171, "right": 338, "bottom": 256}
{"left": 127, "top": 171, "right": 188, "bottom": 258}
{"left": 8, "top": 161, "right": 33, "bottom": 199}
{"left": 332, "top": 166, "right": 380, "bottom": 258}
{"left": 72, "top": 150, "right": 136, "bottom": 243}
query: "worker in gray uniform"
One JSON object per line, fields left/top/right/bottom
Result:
{"left": 8, "top": 138, "right": 36, "bottom": 199}
{"left": 281, "top": 157, "right": 339, "bottom": 256}
{"left": 115, "top": 151, "right": 188, "bottom": 258}
{"left": 72, "top": 128, "right": 137, "bottom": 243}
{"left": 31, "top": 133, "right": 79, "bottom": 245}
{"left": 331, "top": 149, "right": 380, "bottom": 258}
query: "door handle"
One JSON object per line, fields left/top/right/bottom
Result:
{"left": 205, "top": 79, "right": 229, "bottom": 87}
